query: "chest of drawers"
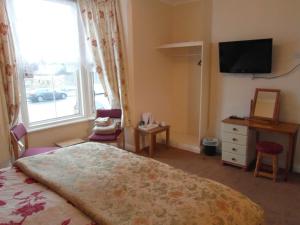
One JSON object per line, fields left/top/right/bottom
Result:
{"left": 221, "top": 122, "right": 255, "bottom": 169}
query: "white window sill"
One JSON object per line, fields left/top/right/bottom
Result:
{"left": 28, "top": 116, "right": 95, "bottom": 133}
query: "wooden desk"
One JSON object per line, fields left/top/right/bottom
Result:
{"left": 135, "top": 126, "right": 170, "bottom": 157}
{"left": 223, "top": 118, "right": 299, "bottom": 180}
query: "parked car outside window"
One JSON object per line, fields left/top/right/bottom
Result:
{"left": 28, "top": 88, "right": 67, "bottom": 102}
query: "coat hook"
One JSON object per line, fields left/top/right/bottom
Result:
{"left": 198, "top": 60, "right": 202, "bottom": 66}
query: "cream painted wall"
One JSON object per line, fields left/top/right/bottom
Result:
{"left": 131, "top": 0, "right": 173, "bottom": 126}
{"left": 125, "top": 0, "right": 212, "bottom": 150}
{"left": 169, "top": 1, "right": 211, "bottom": 140}
{"left": 28, "top": 121, "right": 92, "bottom": 147}
{"left": 209, "top": 0, "right": 300, "bottom": 169}
{"left": 169, "top": 51, "right": 201, "bottom": 136}
{"left": 169, "top": 3, "right": 202, "bottom": 137}
{"left": 114, "top": 0, "right": 175, "bottom": 150}
{"left": 171, "top": 1, "right": 210, "bottom": 43}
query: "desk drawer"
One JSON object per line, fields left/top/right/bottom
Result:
{"left": 222, "top": 132, "right": 248, "bottom": 145}
{"left": 222, "top": 151, "right": 246, "bottom": 166}
{"left": 222, "top": 142, "right": 247, "bottom": 156}
{"left": 222, "top": 123, "right": 248, "bottom": 135}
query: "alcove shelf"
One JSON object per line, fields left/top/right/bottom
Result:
{"left": 157, "top": 41, "right": 203, "bottom": 49}
{"left": 157, "top": 40, "right": 205, "bottom": 154}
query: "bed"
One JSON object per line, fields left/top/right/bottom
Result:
{"left": 0, "top": 142, "right": 264, "bottom": 225}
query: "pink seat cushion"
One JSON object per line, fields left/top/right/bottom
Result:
{"left": 88, "top": 129, "right": 122, "bottom": 142}
{"left": 256, "top": 141, "right": 283, "bottom": 155}
{"left": 21, "top": 147, "right": 59, "bottom": 158}
{"left": 96, "top": 109, "right": 121, "bottom": 119}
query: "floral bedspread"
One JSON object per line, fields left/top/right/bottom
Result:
{"left": 0, "top": 166, "right": 94, "bottom": 225}
{"left": 15, "top": 142, "right": 264, "bottom": 225}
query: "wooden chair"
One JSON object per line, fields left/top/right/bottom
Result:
{"left": 10, "top": 123, "right": 59, "bottom": 160}
{"left": 254, "top": 141, "right": 283, "bottom": 182}
{"left": 88, "top": 109, "right": 125, "bottom": 149}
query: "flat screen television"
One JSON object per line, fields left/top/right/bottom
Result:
{"left": 219, "top": 38, "right": 272, "bottom": 73}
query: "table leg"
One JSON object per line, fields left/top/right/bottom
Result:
{"left": 149, "top": 134, "right": 155, "bottom": 157}
{"left": 166, "top": 127, "right": 170, "bottom": 148}
{"left": 134, "top": 129, "right": 140, "bottom": 153}
{"left": 290, "top": 132, "right": 298, "bottom": 172}
{"left": 254, "top": 130, "right": 260, "bottom": 159}
{"left": 285, "top": 134, "right": 295, "bottom": 181}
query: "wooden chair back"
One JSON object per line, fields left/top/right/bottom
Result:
{"left": 10, "top": 123, "right": 29, "bottom": 160}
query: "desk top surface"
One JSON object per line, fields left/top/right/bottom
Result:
{"left": 223, "top": 118, "right": 299, "bottom": 135}
{"left": 136, "top": 125, "right": 170, "bottom": 134}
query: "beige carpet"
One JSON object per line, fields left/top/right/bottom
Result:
{"left": 137, "top": 145, "right": 300, "bottom": 225}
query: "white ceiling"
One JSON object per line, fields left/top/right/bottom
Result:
{"left": 160, "top": 0, "right": 201, "bottom": 6}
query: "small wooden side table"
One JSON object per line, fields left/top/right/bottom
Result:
{"left": 135, "top": 126, "right": 170, "bottom": 157}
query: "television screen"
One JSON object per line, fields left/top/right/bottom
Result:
{"left": 219, "top": 38, "right": 272, "bottom": 73}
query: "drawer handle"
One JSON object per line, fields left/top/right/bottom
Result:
{"left": 231, "top": 158, "right": 236, "bottom": 161}
{"left": 233, "top": 128, "right": 238, "bottom": 131}
{"left": 232, "top": 148, "right": 237, "bottom": 151}
{"left": 232, "top": 138, "right": 237, "bottom": 142}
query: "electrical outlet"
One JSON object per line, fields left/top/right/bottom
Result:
{"left": 294, "top": 52, "right": 300, "bottom": 59}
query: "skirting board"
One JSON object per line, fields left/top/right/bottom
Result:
{"left": 122, "top": 143, "right": 300, "bottom": 173}
{"left": 124, "top": 142, "right": 201, "bottom": 154}
{"left": 169, "top": 141, "right": 201, "bottom": 154}
{"left": 125, "top": 143, "right": 135, "bottom": 152}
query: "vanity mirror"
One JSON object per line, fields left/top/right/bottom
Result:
{"left": 251, "top": 88, "right": 280, "bottom": 122}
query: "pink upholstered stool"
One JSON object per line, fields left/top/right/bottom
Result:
{"left": 254, "top": 141, "right": 283, "bottom": 182}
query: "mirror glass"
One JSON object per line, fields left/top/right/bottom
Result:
{"left": 253, "top": 91, "right": 278, "bottom": 119}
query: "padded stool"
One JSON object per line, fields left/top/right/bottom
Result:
{"left": 254, "top": 141, "right": 283, "bottom": 182}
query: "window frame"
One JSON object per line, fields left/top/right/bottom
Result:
{"left": 20, "top": 68, "right": 96, "bottom": 132}
{"left": 9, "top": 0, "right": 97, "bottom": 131}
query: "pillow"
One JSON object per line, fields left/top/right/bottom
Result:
{"left": 94, "top": 117, "right": 111, "bottom": 127}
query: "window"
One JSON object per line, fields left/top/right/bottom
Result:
{"left": 8, "top": 0, "right": 110, "bottom": 129}
{"left": 92, "top": 72, "right": 110, "bottom": 110}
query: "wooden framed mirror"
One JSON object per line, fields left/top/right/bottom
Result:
{"left": 251, "top": 88, "right": 280, "bottom": 122}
